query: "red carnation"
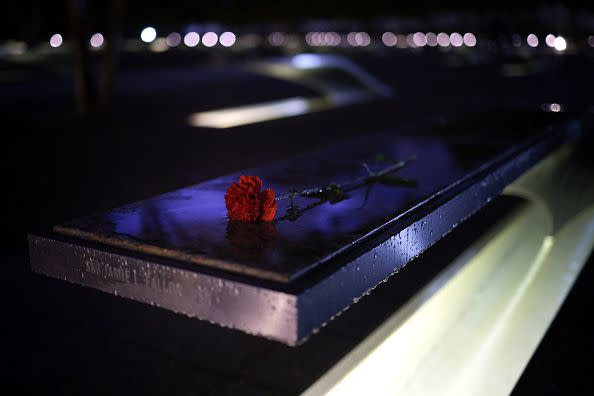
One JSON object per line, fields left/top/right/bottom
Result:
{"left": 225, "top": 176, "right": 277, "bottom": 222}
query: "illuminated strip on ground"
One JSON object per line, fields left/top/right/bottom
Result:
{"left": 188, "top": 91, "right": 369, "bottom": 129}
{"left": 188, "top": 97, "right": 312, "bottom": 128}
{"left": 304, "top": 202, "right": 594, "bottom": 396}
{"left": 303, "top": 140, "right": 594, "bottom": 396}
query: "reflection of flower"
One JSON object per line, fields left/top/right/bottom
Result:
{"left": 225, "top": 176, "right": 277, "bottom": 221}
{"left": 226, "top": 221, "right": 277, "bottom": 261}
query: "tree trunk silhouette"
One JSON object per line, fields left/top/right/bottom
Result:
{"left": 68, "top": 0, "right": 124, "bottom": 114}
{"left": 68, "top": 0, "right": 95, "bottom": 113}
{"left": 98, "top": 0, "right": 125, "bottom": 112}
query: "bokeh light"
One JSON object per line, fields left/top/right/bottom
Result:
{"left": 166, "top": 32, "right": 181, "bottom": 47}
{"left": 355, "top": 32, "right": 371, "bottom": 46}
{"left": 49, "top": 34, "right": 63, "bottom": 48}
{"left": 437, "top": 33, "right": 450, "bottom": 47}
{"left": 426, "top": 32, "right": 437, "bottom": 47}
{"left": 463, "top": 33, "right": 476, "bottom": 47}
{"left": 219, "top": 32, "right": 236, "bottom": 47}
{"left": 202, "top": 32, "right": 218, "bottom": 47}
{"left": 268, "top": 32, "right": 286, "bottom": 46}
{"left": 549, "top": 103, "right": 561, "bottom": 112}
{"left": 527, "top": 34, "right": 539, "bottom": 47}
{"left": 413, "top": 32, "right": 427, "bottom": 47}
{"left": 184, "top": 32, "right": 200, "bottom": 47}
{"left": 450, "top": 32, "right": 463, "bottom": 47}
{"left": 545, "top": 34, "right": 556, "bottom": 47}
{"left": 140, "top": 27, "right": 157, "bottom": 43}
{"left": 382, "top": 32, "right": 397, "bottom": 47}
{"left": 90, "top": 33, "right": 104, "bottom": 48}
{"left": 553, "top": 36, "right": 566, "bottom": 51}
{"left": 150, "top": 38, "right": 168, "bottom": 52}
{"left": 406, "top": 34, "right": 416, "bottom": 48}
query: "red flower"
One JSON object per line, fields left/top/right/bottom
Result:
{"left": 225, "top": 176, "right": 277, "bottom": 222}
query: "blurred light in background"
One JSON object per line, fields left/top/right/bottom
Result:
{"left": 545, "top": 34, "right": 556, "bottom": 47}
{"left": 268, "top": 32, "right": 286, "bottom": 46}
{"left": 150, "top": 38, "right": 168, "bottom": 52}
{"left": 184, "top": 32, "right": 200, "bottom": 47}
{"left": 382, "top": 32, "right": 397, "bottom": 46}
{"left": 355, "top": 32, "right": 371, "bottom": 46}
{"left": 219, "top": 32, "right": 236, "bottom": 47}
{"left": 553, "top": 36, "right": 567, "bottom": 51}
{"left": 140, "top": 27, "right": 157, "bottom": 43}
{"left": 189, "top": 97, "right": 310, "bottom": 128}
{"left": 202, "top": 32, "right": 218, "bottom": 47}
{"left": 346, "top": 32, "right": 357, "bottom": 46}
{"left": 589, "top": 35, "right": 594, "bottom": 47}
{"left": 426, "top": 32, "right": 437, "bottom": 47}
{"left": 437, "top": 32, "right": 450, "bottom": 47}
{"left": 90, "top": 33, "right": 104, "bottom": 48}
{"left": 549, "top": 103, "right": 561, "bottom": 112}
{"left": 308, "top": 32, "right": 322, "bottom": 46}
{"left": 512, "top": 34, "right": 522, "bottom": 47}
{"left": 3, "top": 41, "right": 27, "bottom": 55}
{"left": 346, "top": 32, "right": 371, "bottom": 47}
{"left": 413, "top": 32, "right": 427, "bottom": 47}
{"left": 450, "top": 32, "right": 463, "bottom": 47}
{"left": 166, "top": 32, "right": 181, "bottom": 47}
{"left": 325, "top": 32, "right": 341, "bottom": 46}
{"left": 406, "top": 34, "right": 416, "bottom": 48}
{"left": 49, "top": 34, "right": 63, "bottom": 48}
{"left": 527, "top": 34, "right": 539, "bottom": 47}
{"left": 463, "top": 33, "right": 477, "bottom": 47}
{"left": 291, "top": 53, "right": 324, "bottom": 69}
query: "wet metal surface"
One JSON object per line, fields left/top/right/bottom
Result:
{"left": 52, "top": 116, "right": 578, "bottom": 283}
{"left": 29, "top": 116, "right": 582, "bottom": 344}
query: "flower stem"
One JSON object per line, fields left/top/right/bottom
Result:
{"left": 275, "top": 155, "right": 416, "bottom": 201}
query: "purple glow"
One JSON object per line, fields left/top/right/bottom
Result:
{"left": 90, "top": 33, "right": 104, "bottom": 48}
{"left": 268, "top": 32, "right": 286, "bottom": 46}
{"left": 412, "top": 32, "right": 427, "bottom": 47}
{"left": 527, "top": 34, "right": 538, "bottom": 47}
{"left": 184, "top": 32, "right": 200, "bottom": 47}
{"left": 355, "top": 32, "right": 370, "bottom": 46}
{"left": 426, "top": 32, "right": 437, "bottom": 47}
{"left": 382, "top": 32, "right": 397, "bottom": 47}
{"left": 166, "top": 32, "right": 181, "bottom": 47}
{"left": 437, "top": 32, "right": 450, "bottom": 47}
{"left": 49, "top": 34, "right": 63, "bottom": 48}
{"left": 406, "top": 34, "right": 416, "bottom": 48}
{"left": 450, "top": 32, "right": 463, "bottom": 47}
{"left": 219, "top": 32, "right": 236, "bottom": 47}
{"left": 202, "top": 32, "right": 218, "bottom": 47}
{"left": 347, "top": 32, "right": 357, "bottom": 46}
{"left": 463, "top": 33, "right": 476, "bottom": 47}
